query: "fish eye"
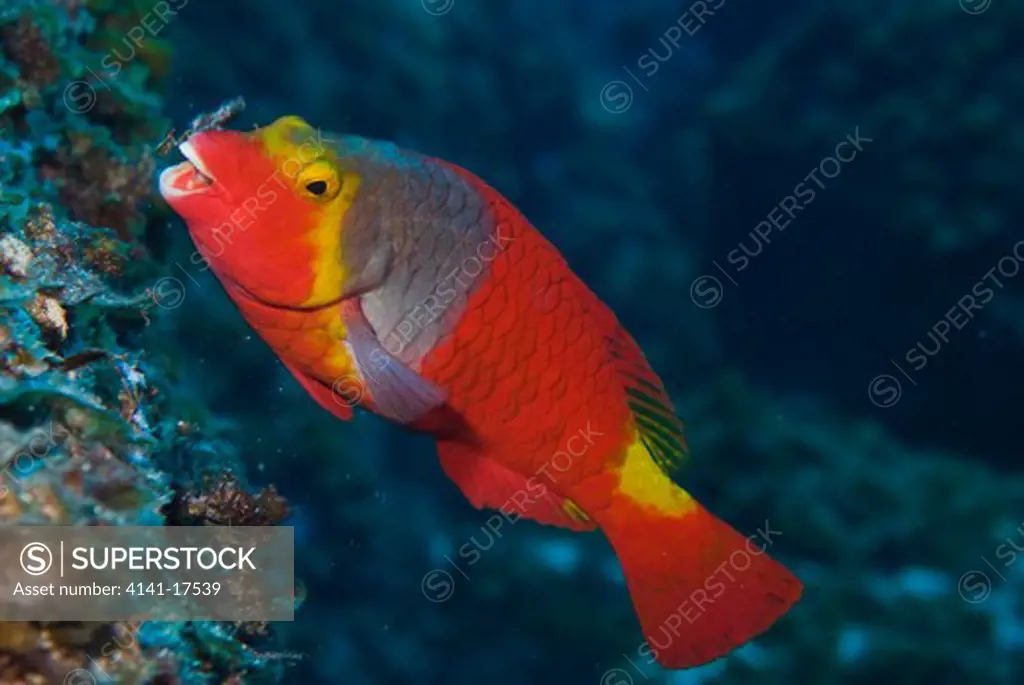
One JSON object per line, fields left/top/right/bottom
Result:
{"left": 296, "top": 161, "right": 341, "bottom": 201}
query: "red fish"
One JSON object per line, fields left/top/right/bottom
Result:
{"left": 159, "top": 116, "right": 802, "bottom": 668}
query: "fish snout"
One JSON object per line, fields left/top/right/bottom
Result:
{"left": 159, "top": 129, "right": 253, "bottom": 201}
{"left": 159, "top": 136, "right": 215, "bottom": 201}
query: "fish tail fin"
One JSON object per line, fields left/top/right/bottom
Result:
{"left": 596, "top": 482, "right": 802, "bottom": 668}
{"left": 588, "top": 318, "right": 802, "bottom": 668}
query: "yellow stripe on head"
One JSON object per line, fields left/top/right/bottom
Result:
{"left": 256, "top": 116, "right": 362, "bottom": 308}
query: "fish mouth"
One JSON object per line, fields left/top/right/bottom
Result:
{"left": 159, "top": 139, "right": 216, "bottom": 198}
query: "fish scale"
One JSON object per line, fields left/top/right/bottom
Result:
{"left": 414, "top": 175, "right": 626, "bottom": 484}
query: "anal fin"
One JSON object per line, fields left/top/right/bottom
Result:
{"left": 437, "top": 440, "right": 596, "bottom": 532}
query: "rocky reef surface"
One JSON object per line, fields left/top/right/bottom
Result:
{"left": 0, "top": 1, "right": 293, "bottom": 682}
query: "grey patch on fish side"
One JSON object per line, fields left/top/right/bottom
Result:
{"left": 345, "top": 151, "right": 495, "bottom": 369}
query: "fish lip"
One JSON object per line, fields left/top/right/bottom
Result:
{"left": 158, "top": 139, "right": 217, "bottom": 199}
{"left": 178, "top": 139, "right": 216, "bottom": 183}
{"left": 158, "top": 161, "right": 198, "bottom": 199}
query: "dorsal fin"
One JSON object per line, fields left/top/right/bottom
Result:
{"left": 605, "top": 326, "right": 689, "bottom": 480}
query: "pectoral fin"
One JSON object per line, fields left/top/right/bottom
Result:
{"left": 342, "top": 300, "right": 447, "bottom": 424}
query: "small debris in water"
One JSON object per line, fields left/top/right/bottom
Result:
{"left": 157, "top": 96, "right": 246, "bottom": 156}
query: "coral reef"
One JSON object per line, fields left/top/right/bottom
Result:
{"left": 166, "top": 472, "right": 289, "bottom": 528}
{"left": 0, "top": 1, "right": 292, "bottom": 682}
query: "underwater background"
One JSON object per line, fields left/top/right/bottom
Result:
{"left": 0, "top": 0, "right": 1022, "bottom": 683}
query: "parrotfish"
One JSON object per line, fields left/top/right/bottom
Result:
{"left": 159, "top": 116, "right": 801, "bottom": 668}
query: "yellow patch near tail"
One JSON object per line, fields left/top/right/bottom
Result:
{"left": 616, "top": 433, "right": 695, "bottom": 516}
